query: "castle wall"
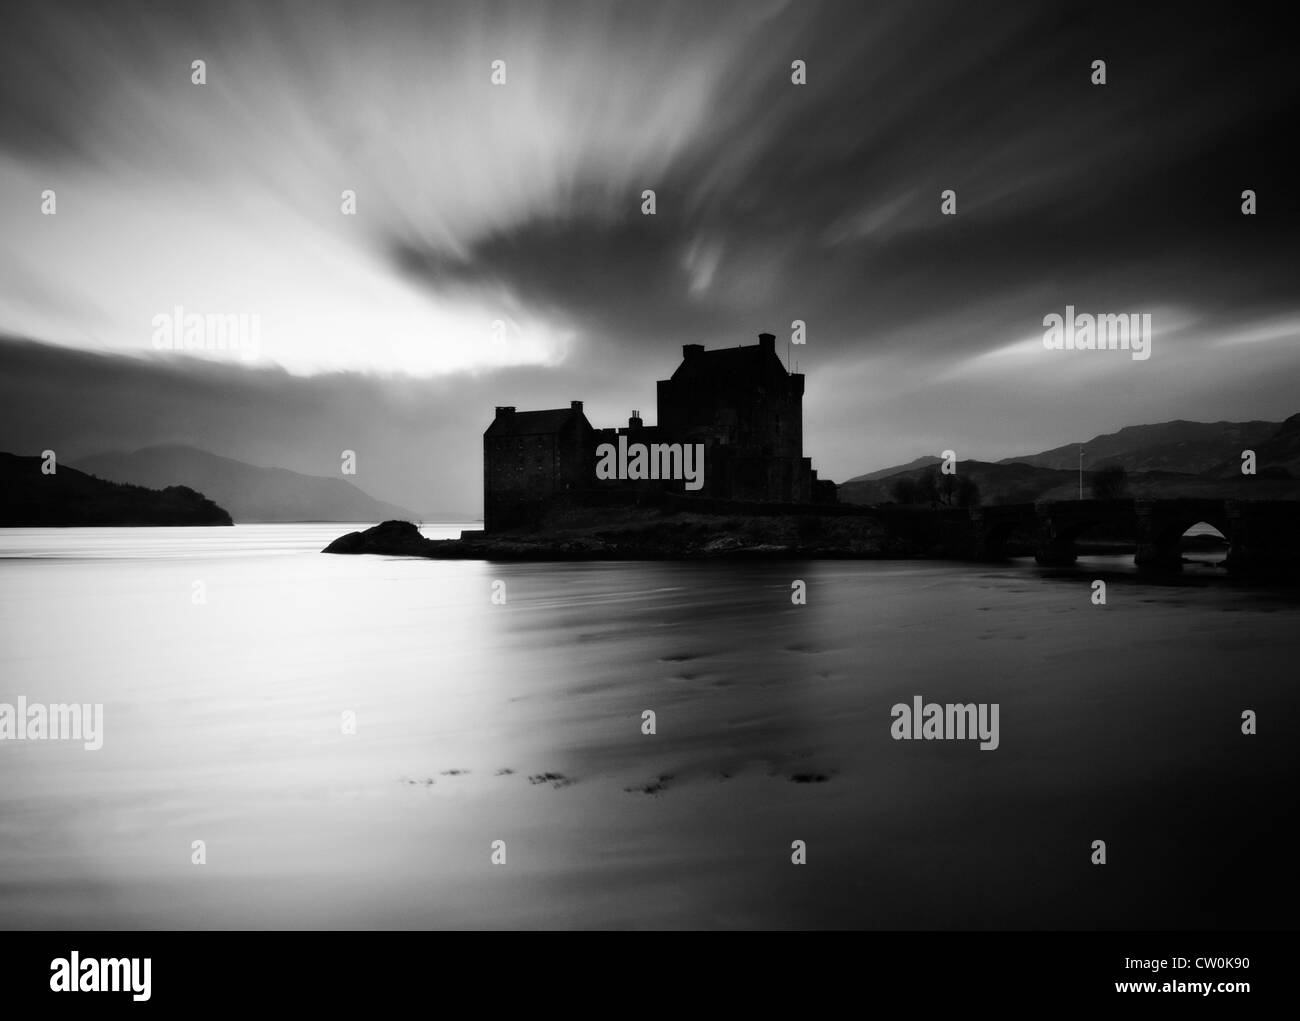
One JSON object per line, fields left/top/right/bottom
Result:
{"left": 484, "top": 419, "right": 588, "bottom": 532}
{"left": 482, "top": 337, "right": 834, "bottom": 532}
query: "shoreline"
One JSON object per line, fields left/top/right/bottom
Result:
{"left": 322, "top": 518, "right": 1228, "bottom": 564}
{"left": 322, "top": 518, "right": 914, "bottom": 560}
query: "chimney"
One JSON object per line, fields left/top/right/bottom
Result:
{"left": 758, "top": 332, "right": 776, "bottom": 352}
{"left": 682, "top": 343, "right": 704, "bottom": 359}
{"left": 495, "top": 406, "right": 516, "bottom": 418}
{"left": 570, "top": 400, "right": 584, "bottom": 413}
{"left": 629, "top": 409, "right": 643, "bottom": 429}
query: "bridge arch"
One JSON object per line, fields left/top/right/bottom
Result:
{"left": 978, "top": 519, "right": 1033, "bottom": 558}
{"left": 1034, "top": 499, "right": 1140, "bottom": 565}
{"left": 1134, "top": 500, "right": 1231, "bottom": 570}
{"left": 973, "top": 498, "right": 1296, "bottom": 575}
{"left": 1049, "top": 517, "right": 1123, "bottom": 547}
{"left": 1147, "top": 513, "right": 1231, "bottom": 549}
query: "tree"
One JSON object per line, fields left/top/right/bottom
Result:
{"left": 938, "top": 471, "right": 958, "bottom": 505}
{"left": 930, "top": 471, "right": 980, "bottom": 507}
{"left": 955, "top": 475, "right": 981, "bottom": 507}
{"left": 1091, "top": 463, "right": 1129, "bottom": 500}
{"left": 915, "top": 467, "right": 940, "bottom": 505}
{"left": 889, "top": 476, "right": 919, "bottom": 504}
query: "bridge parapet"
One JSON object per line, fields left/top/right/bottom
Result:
{"left": 1132, "top": 498, "right": 1229, "bottom": 569}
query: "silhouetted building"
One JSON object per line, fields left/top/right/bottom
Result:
{"left": 658, "top": 332, "right": 813, "bottom": 503}
{"left": 483, "top": 333, "right": 836, "bottom": 532}
{"left": 483, "top": 401, "right": 593, "bottom": 532}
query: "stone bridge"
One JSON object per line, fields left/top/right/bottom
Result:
{"left": 966, "top": 498, "right": 1300, "bottom": 574}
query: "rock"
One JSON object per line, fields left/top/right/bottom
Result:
{"left": 323, "top": 530, "right": 364, "bottom": 553}
{"left": 322, "top": 519, "right": 435, "bottom": 555}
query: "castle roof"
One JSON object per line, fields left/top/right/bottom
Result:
{"left": 667, "top": 339, "right": 796, "bottom": 390}
{"left": 484, "top": 406, "right": 590, "bottom": 437}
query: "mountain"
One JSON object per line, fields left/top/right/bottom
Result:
{"left": 844, "top": 455, "right": 942, "bottom": 484}
{"left": 839, "top": 458, "right": 1300, "bottom": 507}
{"left": 1209, "top": 412, "right": 1300, "bottom": 477}
{"left": 841, "top": 416, "right": 1300, "bottom": 506}
{"left": 73, "top": 445, "right": 416, "bottom": 523}
{"left": 839, "top": 460, "right": 1073, "bottom": 506}
{"left": 998, "top": 419, "right": 1281, "bottom": 474}
{"left": 0, "top": 452, "right": 232, "bottom": 526}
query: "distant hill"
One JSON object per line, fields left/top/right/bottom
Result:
{"left": 74, "top": 445, "right": 416, "bottom": 523}
{"left": 844, "top": 455, "right": 942, "bottom": 484}
{"left": 840, "top": 460, "right": 1072, "bottom": 506}
{"left": 1207, "top": 412, "right": 1300, "bottom": 477}
{"left": 999, "top": 419, "right": 1281, "bottom": 474}
{"left": 0, "top": 452, "right": 232, "bottom": 526}
{"left": 839, "top": 459, "right": 1300, "bottom": 507}
{"left": 842, "top": 416, "right": 1300, "bottom": 506}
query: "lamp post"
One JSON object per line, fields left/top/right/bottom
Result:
{"left": 1079, "top": 445, "right": 1084, "bottom": 500}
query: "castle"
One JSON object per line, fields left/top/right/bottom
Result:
{"left": 483, "top": 332, "right": 837, "bottom": 532}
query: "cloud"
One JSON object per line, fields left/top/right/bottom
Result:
{"left": 1, "top": 1, "right": 1297, "bottom": 481}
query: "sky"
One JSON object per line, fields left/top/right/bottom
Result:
{"left": 1, "top": 0, "right": 1297, "bottom": 514}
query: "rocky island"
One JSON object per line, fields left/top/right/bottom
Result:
{"left": 323, "top": 510, "right": 906, "bottom": 560}
{"left": 323, "top": 331, "right": 1300, "bottom": 572}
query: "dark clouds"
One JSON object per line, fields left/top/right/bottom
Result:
{"left": 0, "top": 334, "right": 632, "bottom": 515}
{"left": 386, "top": 0, "right": 1298, "bottom": 359}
